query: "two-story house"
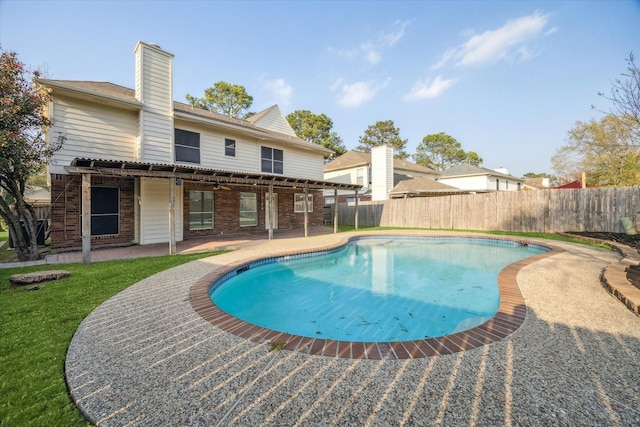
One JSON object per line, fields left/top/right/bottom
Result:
{"left": 324, "top": 145, "right": 440, "bottom": 202}
{"left": 437, "top": 164, "right": 524, "bottom": 192}
{"left": 39, "top": 41, "right": 358, "bottom": 254}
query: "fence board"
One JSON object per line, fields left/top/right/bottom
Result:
{"left": 334, "top": 187, "right": 640, "bottom": 233}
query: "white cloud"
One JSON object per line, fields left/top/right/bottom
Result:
{"left": 334, "top": 78, "right": 390, "bottom": 108}
{"left": 381, "top": 20, "right": 410, "bottom": 46}
{"left": 264, "top": 78, "right": 293, "bottom": 106}
{"left": 329, "top": 20, "right": 410, "bottom": 65}
{"left": 434, "top": 11, "right": 552, "bottom": 68}
{"left": 404, "top": 75, "right": 457, "bottom": 101}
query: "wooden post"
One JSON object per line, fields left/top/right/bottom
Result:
{"left": 81, "top": 174, "right": 91, "bottom": 265}
{"left": 303, "top": 187, "right": 308, "bottom": 237}
{"left": 268, "top": 181, "right": 274, "bottom": 240}
{"left": 169, "top": 177, "right": 176, "bottom": 255}
{"left": 333, "top": 188, "right": 338, "bottom": 233}
{"left": 354, "top": 190, "right": 359, "bottom": 230}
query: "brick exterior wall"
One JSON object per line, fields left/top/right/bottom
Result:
{"left": 182, "top": 182, "right": 324, "bottom": 239}
{"left": 50, "top": 174, "right": 135, "bottom": 251}
{"left": 50, "top": 175, "right": 325, "bottom": 250}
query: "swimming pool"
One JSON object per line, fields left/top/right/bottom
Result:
{"left": 210, "top": 237, "right": 548, "bottom": 343}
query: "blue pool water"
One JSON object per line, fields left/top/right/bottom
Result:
{"left": 210, "top": 237, "right": 547, "bottom": 342}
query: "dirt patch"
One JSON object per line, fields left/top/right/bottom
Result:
{"left": 567, "top": 232, "right": 640, "bottom": 291}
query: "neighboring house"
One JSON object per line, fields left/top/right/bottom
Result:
{"left": 39, "top": 41, "right": 358, "bottom": 252}
{"left": 388, "top": 176, "right": 469, "bottom": 198}
{"left": 437, "top": 164, "right": 524, "bottom": 192}
{"left": 523, "top": 177, "right": 551, "bottom": 190}
{"left": 555, "top": 180, "right": 583, "bottom": 189}
{"left": 324, "top": 146, "right": 440, "bottom": 202}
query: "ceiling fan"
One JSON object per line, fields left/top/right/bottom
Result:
{"left": 212, "top": 183, "right": 231, "bottom": 191}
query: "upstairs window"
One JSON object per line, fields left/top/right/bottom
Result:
{"left": 175, "top": 129, "right": 200, "bottom": 164}
{"left": 225, "top": 138, "right": 236, "bottom": 157}
{"left": 261, "top": 146, "right": 283, "bottom": 174}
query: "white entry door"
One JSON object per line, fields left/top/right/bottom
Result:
{"left": 265, "top": 193, "right": 278, "bottom": 229}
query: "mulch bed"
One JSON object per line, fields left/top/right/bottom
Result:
{"left": 567, "top": 232, "right": 640, "bottom": 291}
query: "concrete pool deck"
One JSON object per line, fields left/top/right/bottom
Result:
{"left": 65, "top": 230, "right": 640, "bottom": 426}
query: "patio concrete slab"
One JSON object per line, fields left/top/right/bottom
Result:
{"left": 65, "top": 231, "right": 640, "bottom": 426}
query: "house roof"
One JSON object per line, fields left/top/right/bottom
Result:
{"left": 388, "top": 176, "right": 468, "bottom": 198}
{"left": 555, "top": 180, "right": 583, "bottom": 189}
{"left": 440, "top": 164, "right": 524, "bottom": 181}
{"left": 323, "top": 151, "right": 371, "bottom": 172}
{"left": 324, "top": 150, "right": 439, "bottom": 176}
{"left": 37, "top": 79, "right": 332, "bottom": 155}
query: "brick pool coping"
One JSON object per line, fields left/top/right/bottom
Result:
{"left": 190, "top": 235, "right": 564, "bottom": 360}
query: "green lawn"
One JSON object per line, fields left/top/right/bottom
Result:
{"left": 0, "top": 250, "right": 228, "bottom": 426}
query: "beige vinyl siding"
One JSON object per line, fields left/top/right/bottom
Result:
{"left": 137, "top": 42, "right": 174, "bottom": 164}
{"left": 140, "top": 112, "right": 173, "bottom": 164}
{"left": 439, "top": 175, "right": 487, "bottom": 191}
{"left": 49, "top": 97, "right": 137, "bottom": 174}
{"left": 201, "top": 133, "right": 258, "bottom": 171}
{"left": 251, "top": 107, "right": 296, "bottom": 136}
{"left": 324, "top": 167, "right": 369, "bottom": 190}
{"left": 139, "top": 178, "right": 183, "bottom": 245}
{"left": 174, "top": 119, "right": 259, "bottom": 171}
{"left": 283, "top": 148, "right": 324, "bottom": 179}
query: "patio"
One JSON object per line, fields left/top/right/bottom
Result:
{"left": 64, "top": 230, "right": 640, "bottom": 426}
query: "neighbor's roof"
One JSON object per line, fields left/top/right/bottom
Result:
{"left": 440, "top": 164, "right": 524, "bottom": 181}
{"left": 389, "top": 176, "right": 467, "bottom": 197}
{"left": 324, "top": 150, "right": 439, "bottom": 176}
{"left": 37, "top": 79, "right": 332, "bottom": 155}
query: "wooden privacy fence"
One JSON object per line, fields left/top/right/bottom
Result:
{"left": 334, "top": 187, "right": 640, "bottom": 233}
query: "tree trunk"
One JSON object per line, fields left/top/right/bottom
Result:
{"left": 3, "top": 201, "right": 40, "bottom": 262}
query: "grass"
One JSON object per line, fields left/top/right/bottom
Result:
{"left": 0, "top": 250, "right": 228, "bottom": 426}
{"left": 0, "top": 231, "right": 18, "bottom": 263}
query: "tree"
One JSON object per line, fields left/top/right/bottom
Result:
{"left": 597, "top": 53, "right": 640, "bottom": 144}
{"left": 551, "top": 115, "right": 639, "bottom": 187}
{"left": 413, "top": 132, "right": 482, "bottom": 171}
{"left": 186, "top": 81, "right": 253, "bottom": 118}
{"left": 286, "top": 110, "right": 346, "bottom": 160}
{"left": 0, "top": 49, "right": 64, "bottom": 261}
{"left": 356, "top": 120, "right": 408, "bottom": 159}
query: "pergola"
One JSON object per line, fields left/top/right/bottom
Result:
{"left": 66, "top": 158, "right": 363, "bottom": 264}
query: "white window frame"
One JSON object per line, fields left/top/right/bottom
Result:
{"left": 261, "top": 146, "right": 284, "bottom": 174}
{"left": 239, "top": 192, "right": 258, "bottom": 227}
{"left": 175, "top": 129, "right": 201, "bottom": 164}
{"left": 189, "top": 190, "right": 213, "bottom": 230}
{"left": 225, "top": 138, "right": 236, "bottom": 157}
{"left": 294, "top": 193, "right": 313, "bottom": 213}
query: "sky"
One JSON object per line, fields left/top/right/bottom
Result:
{"left": 1, "top": 0, "right": 639, "bottom": 178}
